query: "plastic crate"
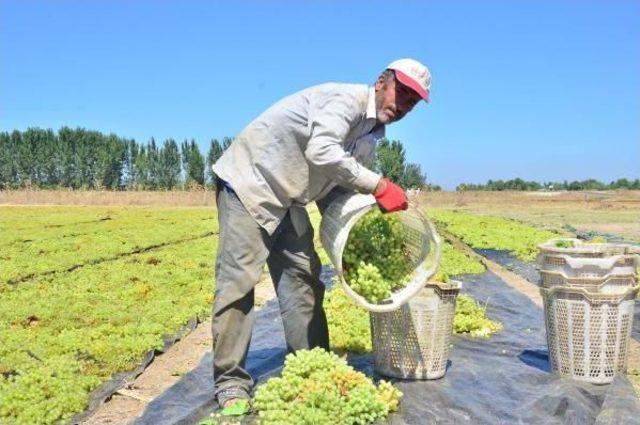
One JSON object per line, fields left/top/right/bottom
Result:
{"left": 539, "top": 269, "right": 638, "bottom": 295}
{"left": 541, "top": 285, "right": 639, "bottom": 384}
{"left": 536, "top": 252, "right": 639, "bottom": 278}
{"left": 538, "top": 238, "right": 638, "bottom": 258}
{"left": 370, "top": 281, "right": 460, "bottom": 380}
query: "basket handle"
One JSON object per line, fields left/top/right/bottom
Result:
{"left": 562, "top": 254, "right": 627, "bottom": 269}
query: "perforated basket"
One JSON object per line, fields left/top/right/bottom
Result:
{"left": 370, "top": 281, "right": 461, "bottom": 379}
{"left": 538, "top": 238, "right": 638, "bottom": 258}
{"left": 536, "top": 252, "right": 639, "bottom": 278}
{"left": 539, "top": 269, "right": 638, "bottom": 295}
{"left": 319, "top": 192, "right": 442, "bottom": 313}
{"left": 541, "top": 284, "right": 639, "bottom": 384}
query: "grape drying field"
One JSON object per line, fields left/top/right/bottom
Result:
{"left": 1, "top": 191, "right": 638, "bottom": 424}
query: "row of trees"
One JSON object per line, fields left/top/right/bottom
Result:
{"left": 0, "top": 127, "right": 235, "bottom": 190}
{"left": 0, "top": 127, "right": 430, "bottom": 190}
{"left": 456, "top": 178, "right": 640, "bottom": 192}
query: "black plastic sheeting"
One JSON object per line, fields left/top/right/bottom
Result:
{"left": 475, "top": 248, "right": 541, "bottom": 285}
{"left": 133, "top": 266, "right": 640, "bottom": 425}
{"left": 563, "top": 225, "right": 637, "bottom": 245}
{"left": 477, "top": 248, "right": 640, "bottom": 343}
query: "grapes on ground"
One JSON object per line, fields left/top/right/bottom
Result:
{"left": 253, "top": 347, "right": 402, "bottom": 425}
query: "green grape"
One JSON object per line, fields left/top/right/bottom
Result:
{"left": 323, "top": 283, "right": 371, "bottom": 353}
{"left": 453, "top": 295, "right": 502, "bottom": 337}
{"left": 376, "top": 380, "right": 402, "bottom": 413}
{"left": 342, "top": 210, "right": 413, "bottom": 303}
{"left": 253, "top": 348, "right": 402, "bottom": 425}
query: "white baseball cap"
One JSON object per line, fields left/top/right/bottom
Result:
{"left": 386, "top": 58, "right": 431, "bottom": 103}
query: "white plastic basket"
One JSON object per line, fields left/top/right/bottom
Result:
{"left": 536, "top": 252, "right": 639, "bottom": 278}
{"left": 541, "top": 284, "right": 639, "bottom": 384}
{"left": 539, "top": 269, "right": 638, "bottom": 295}
{"left": 319, "top": 192, "right": 442, "bottom": 313}
{"left": 370, "top": 281, "right": 461, "bottom": 379}
{"left": 538, "top": 238, "right": 640, "bottom": 258}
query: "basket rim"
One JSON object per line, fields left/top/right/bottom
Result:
{"left": 538, "top": 268, "right": 638, "bottom": 284}
{"left": 535, "top": 252, "right": 639, "bottom": 270}
{"left": 425, "top": 280, "right": 462, "bottom": 291}
{"left": 537, "top": 238, "right": 638, "bottom": 255}
{"left": 540, "top": 283, "right": 640, "bottom": 300}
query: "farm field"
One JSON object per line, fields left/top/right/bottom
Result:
{"left": 422, "top": 190, "right": 640, "bottom": 242}
{"left": 1, "top": 190, "right": 639, "bottom": 424}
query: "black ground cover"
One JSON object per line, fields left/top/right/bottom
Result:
{"left": 133, "top": 266, "right": 640, "bottom": 425}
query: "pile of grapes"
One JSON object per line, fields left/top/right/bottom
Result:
{"left": 454, "top": 295, "right": 503, "bottom": 338}
{"left": 253, "top": 348, "right": 402, "bottom": 425}
{"left": 342, "top": 210, "right": 414, "bottom": 303}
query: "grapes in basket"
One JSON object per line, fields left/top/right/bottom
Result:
{"left": 342, "top": 209, "right": 413, "bottom": 303}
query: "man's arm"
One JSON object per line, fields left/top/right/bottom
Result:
{"left": 307, "top": 92, "right": 408, "bottom": 213}
{"left": 305, "top": 93, "right": 381, "bottom": 194}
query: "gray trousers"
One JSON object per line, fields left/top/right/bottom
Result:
{"left": 212, "top": 182, "right": 329, "bottom": 397}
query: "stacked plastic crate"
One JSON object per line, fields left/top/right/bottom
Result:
{"left": 537, "top": 238, "right": 640, "bottom": 384}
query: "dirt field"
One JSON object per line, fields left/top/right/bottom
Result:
{"left": 421, "top": 190, "right": 640, "bottom": 241}
{"left": 3, "top": 189, "right": 637, "bottom": 241}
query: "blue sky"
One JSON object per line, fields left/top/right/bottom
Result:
{"left": 1, "top": 1, "right": 638, "bottom": 189}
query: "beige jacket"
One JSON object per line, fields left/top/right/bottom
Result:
{"left": 212, "top": 83, "right": 384, "bottom": 235}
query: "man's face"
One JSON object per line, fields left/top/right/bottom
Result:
{"left": 375, "top": 73, "right": 423, "bottom": 124}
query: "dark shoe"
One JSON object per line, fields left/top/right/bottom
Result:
{"left": 216, "top": 387, "right": 251, "bottom": 417}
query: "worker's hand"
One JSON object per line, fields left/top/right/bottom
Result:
{"left": 374, "top": 178, "right": 408, "bottom": 213}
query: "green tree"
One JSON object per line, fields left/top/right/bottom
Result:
{"left": 159, "top": 139, "right": 181, "bottom": 189}
{"left": 134, "top": 144, "right": 149, "bottom": 189}
{"left": 147, "top": 138, "right": 160, "bottom": 189}
{"left": 0, "top": 132, "right": 18, "bottom": 188}
{"left": 375, "top": 139, "right": 406, "bottom": 184}
{"left": 122, "top": 139, "right": 137, "bottom": 189}
{"left": 611, "top": 178, "right": 630, "bottom": 189}
{"left": 206, "top": 138, "right": 224, "bottom": 187}
{"left": 401, "top": 163, "right": 426, "bottom": 189}
{"left": 181, "top": 139, "right": 205, "bottom": 187}
{"left": 95, "top": 134, "right": 126, "bottom": 189}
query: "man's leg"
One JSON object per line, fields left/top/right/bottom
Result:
{"left": 267, "top": 211, "right": 330, "bottom": 352}
{"left": 212, "top": 184, "right": 272, "bottom": 402}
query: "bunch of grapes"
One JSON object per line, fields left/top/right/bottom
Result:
{"left": 342, "top": 210, "right": 413, "bottom": 303}
{"left": 253, "top": 348, "right": 402, "bottom": 425}
{"left": 453, "top": 295, "right": 502, "bottom": 337}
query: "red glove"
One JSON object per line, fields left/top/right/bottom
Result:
{"left": 374, "top": 178, "right": 408, "bottom": 213}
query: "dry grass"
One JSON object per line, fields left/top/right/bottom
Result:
{"left": 2, "top": 189, "right": 639, "bottom": 241}
{"left": 420, "top": 190, "right": 640, "bottom": 208}
{"left": 0, "top": 189, "right": 217, "bottom": 207}
{"left": 419, "top": 190, "right": 640, "bottom": 241}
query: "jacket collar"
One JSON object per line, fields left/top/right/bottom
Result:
{"left": 366, "top": 86, "right": 377, "bottom": 121}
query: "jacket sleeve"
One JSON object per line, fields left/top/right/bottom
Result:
{"left": 305, "top": 93, "right": 381, "bottom": 194}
